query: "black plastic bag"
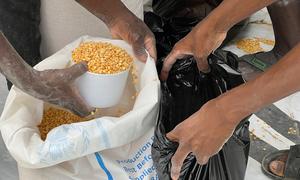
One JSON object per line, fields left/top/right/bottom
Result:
{"left": 152, "top": 0, "right": 223, "bottom": 20}
{"left": 152, "top": 51, "right": 250, "bottom": 180}
{"left": 145, "top": 1, "right": 247, "bottom": 48}
{"left": 144, "top": 7, "right": 250, "bottom": 180}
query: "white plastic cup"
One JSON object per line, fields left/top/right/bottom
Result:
{"left": 75, "top": 68, "right": 130, "bottom": 108}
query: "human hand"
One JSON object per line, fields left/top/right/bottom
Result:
{"left": 76, "top": 0, "right": 156, "bottom": 61}
{"left": 109, "top": 12, "right": 157, "bottom": 62}
{"left": 160, "top": 18, "right": 227, "bottom": 80}
{"left": 166, "top": 99, "right": 237, "bottom": 180}
{"left": 29, "top": 62, "right": 94, "bottom": 117}
{"left": 0, "top": 32, "right": 94, "bottom": 117}
{"left": 159, "top": 0, "right": 277, "bottom": 81}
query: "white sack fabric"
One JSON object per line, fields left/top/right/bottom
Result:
{"left": 0, "top": 36, "right": 160, "bottom": 179}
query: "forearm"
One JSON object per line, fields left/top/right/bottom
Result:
{"left": 218, "top": 43, "right": 300, "bottom": 124}
{"left": 207, "top": 0, "right": 276, "bottom": 31}
{"left": 75, "top": 0, "right": 133, "bottom": 27}
{"left": 0, "top": 32, "right": 36, "bottom": 91}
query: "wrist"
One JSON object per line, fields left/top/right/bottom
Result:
{"left": 76, "top": 0, "right": 132, "bottom": 28}
{"left": 214, "top": 89, "right": 253, "bottom": 126}
{"left": 215, "top": 80, "right": 266, "bottom": 125}
{"left": 99, "top": 1, "right": 133, "bottom": 29}
{"left": 108, "top": 8, "right": 136, "bottom": 30}
{"left": 102, "top": 8, "right": 127, "bottom": 28}
{"left": 211, "top": 97, "right": 240, "bottom": 127}
{"left": 204, "top": 4, "right": 233, "bottom": 33}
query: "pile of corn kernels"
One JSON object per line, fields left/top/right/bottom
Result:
{"left": 236, "top": 37, "right": 275, "bottom": 54}
{"left": 236, "top": 38, "right": 264, "bottom": 53}
{"left": 72, "top": 42, "right": 133, "bottom": 74}
{"left": 38, "top": 107, "right": 91, "bottom": 140}
{"left": 254, "top": 37, "right": 275, "bottom": 46}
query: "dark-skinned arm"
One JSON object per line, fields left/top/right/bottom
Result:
{"left": 160, "top": 1, "right": 287, "bottom": 179}
{"left": 161, "top": 0, "right": 275, "bottom": 79}
{"left": 0, "top": 31, "right": 93, "bottom": 117}
{"left": 75, "top": 0, "right": 157, "bottom": 61}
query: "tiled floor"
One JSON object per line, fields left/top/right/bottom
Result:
{"left": 0, "top": 75, "right": 18, "bottom": 180}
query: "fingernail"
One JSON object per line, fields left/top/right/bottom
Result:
{"left": 135, "top": 49, "right": 147, "bottom": 62}
{"left": 199, "top": 67, "right": 211, "bottom": 74}
{"left": 171, "top": 167, "right": 180, "bottom": 180}
{"left": 202, "top": 156, "right": 209, "bottom": 163}
{"left": 142, "top": 55, "right": 148, "bottom": 62}
{"left": 171, "top": 173, "right": 179, "bottom": 180}
{"left": 198, "top": 156, "right": 209, "bottom": 165}
{"left": 77, "top": 61, "right": 88, "bottom": 71}
{"left": 138, "top": 56, "right": 146, "bottom": 63}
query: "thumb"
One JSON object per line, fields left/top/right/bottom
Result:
{"left": 63, "top": 86, "right": 95, "bottom": 117}
{"left": 160, "top": 38, "right": 193, "bottom": 81}
{"left": 144, "top": 34, "right": 157, "bottom": 61}
{"left": 166, "top": 123, "right": 184, "bottom": 142}
{"left": 195, "top": 55, "right": 210, "bottom": 73}
{"left": 160, "top": 47, "right": 188, "bottom": 81}
{"left": 132, "top": 43, "right": 148, "bottom": 62}
{"left": 170, "top": 144, "right": 190, "bottom": 180}
{"left": 166, "top": 129, "right": 179, "bottom": 142}
{"left": 64, "top": 62, "right": 88, "bottom": 82}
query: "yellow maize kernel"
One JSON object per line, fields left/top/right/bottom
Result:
{"left": 72, "top": 42, "right": 133, "bottom": 74}
{"left": 236, "top": 38, "right": 264, "bottom": 54}
{"left": 38, "top": 107, "right": 91, "bottom": 140}
{"left": 254, "top": 37, "right": 275, "bottom": 46}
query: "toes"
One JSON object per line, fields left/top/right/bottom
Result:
{"left": 269, "top": 160, "right": 286, "bottom": 177}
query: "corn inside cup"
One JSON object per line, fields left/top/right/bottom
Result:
{"left": 72, "top": 41, "right": 133, "bottom": 108}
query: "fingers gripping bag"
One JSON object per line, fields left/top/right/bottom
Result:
{"left": 0, "top": 36, "right": 160, "bottom": 180}
{"left": 153, "top": 51, "right": 250, "bottom": 180}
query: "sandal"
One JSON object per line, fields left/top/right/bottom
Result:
{"left": 261, "top": 145, "right": 300, "bottom": 179}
